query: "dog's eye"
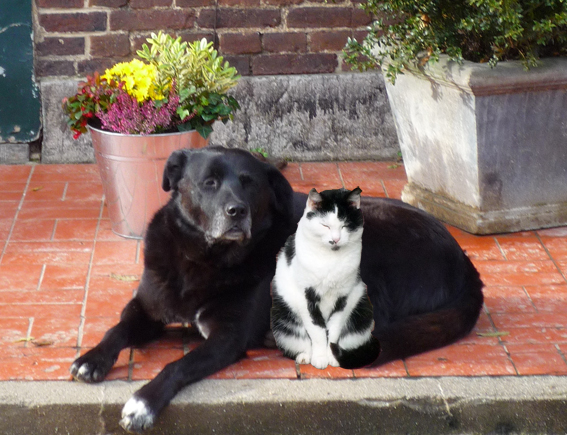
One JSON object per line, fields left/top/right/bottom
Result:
{"left": 203, "top": 178, "right": 217, "bottom": 189}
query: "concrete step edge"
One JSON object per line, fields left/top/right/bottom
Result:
{"left": 2, "top": 377, "right": 567, "bottom": 434}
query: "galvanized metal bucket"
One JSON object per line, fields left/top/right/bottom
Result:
{"left": 89, "top": 125, "right": 208, "bottom": 239}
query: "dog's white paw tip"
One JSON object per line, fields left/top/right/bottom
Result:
{"left": 120, "top": 397, "right": 155, "bottom": 433}
{"left": 70, "top": 362, "right": 91, "bottom": 381}
{"left": 77, "top": 364, "right": 90, "bottom": 377}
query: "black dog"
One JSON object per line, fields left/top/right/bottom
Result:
{"left": 70, "top": 147, "right": 483, "bottom": 432}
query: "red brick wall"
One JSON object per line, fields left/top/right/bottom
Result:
{"left": 34, "top": 0, "right": 371, "bottom": 78}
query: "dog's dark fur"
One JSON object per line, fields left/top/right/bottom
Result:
{"left": 71, "top": 147, "right": 483, "bottom": 432}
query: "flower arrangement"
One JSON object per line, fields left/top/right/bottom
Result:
{"left": 63, "top": 32, "right": 240, "bottom": 139}
{"left": 344, "top": 0, "right": 567, "bottom": 82}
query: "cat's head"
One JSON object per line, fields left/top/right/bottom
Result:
{"left": 302, "top": 187, "right": 363, "bottom": 251}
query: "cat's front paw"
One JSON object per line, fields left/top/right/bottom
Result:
{"left": 295, "top": 352, "right": 311, "bottom": 365}
{"left": 310, "top": 352, "right": 328, "bottom": 370}
{"left": 327, "top": 348, "right": 340, "bottom": 367}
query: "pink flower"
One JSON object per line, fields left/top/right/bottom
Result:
{"left": 96, "top": 90, "right": 183, "bottom": 135}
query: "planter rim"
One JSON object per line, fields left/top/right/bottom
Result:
{"left": 392, "top": 55, "right": 567, "bottom": 96}
{"left": 87, "top": 124, "right": 200, "bottom": 138}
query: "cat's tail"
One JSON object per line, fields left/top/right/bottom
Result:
{"left": 371, "top": 254, "right": 484, "bottom": 366}
{"left": 330, "top": 335, "right": 381, "bottom": 369}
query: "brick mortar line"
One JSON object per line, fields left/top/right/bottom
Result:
{"left": 37, "top": 3, "right": 363, "bottom": 12}
{"left": 37, "top": 27, "right": 368, "bottom": 37}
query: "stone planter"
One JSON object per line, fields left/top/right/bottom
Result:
{"left": 384, "top": 56, "right": 567, "bottom": 234}
{"left": 89, "top": 125, "right": 208, "bottom": 239}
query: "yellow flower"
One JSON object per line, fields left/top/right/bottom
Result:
{"left": 103, "top": 59, "right": 163, "bottom": 102}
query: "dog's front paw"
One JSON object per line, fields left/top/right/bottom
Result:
{"left": 120, "top": 396, "right": 156, "bottom": 433}
{"left": 70, "top": 348, "right": 116, "bottom": 383}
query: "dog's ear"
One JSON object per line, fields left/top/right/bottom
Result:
{"left": 162, "top": 149, "right": 189, "bottom": 192}
{"left": 266, "top": 165, "right": 294, "bottom": 220}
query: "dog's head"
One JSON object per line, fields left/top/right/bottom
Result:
{"left": 162, "top": 147, "right": 293, "bottom": 245}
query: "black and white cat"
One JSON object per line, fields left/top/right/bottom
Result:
{"left": 271, "top": 187, "right": 380, "bottom": 369}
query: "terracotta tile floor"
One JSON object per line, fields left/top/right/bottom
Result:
{"left": 1, "top": 162, "right": 567, "bottom": 381}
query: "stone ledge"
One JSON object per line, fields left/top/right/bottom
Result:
{"left": 39, "top": 72, "right": 399, "bottom": 164}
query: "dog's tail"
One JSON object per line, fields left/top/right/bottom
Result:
{"left": 372, "top": 255, "right": 484, "bottom": 366}
{"left": 330, "top": 335, "right": 381, "bottom": 369}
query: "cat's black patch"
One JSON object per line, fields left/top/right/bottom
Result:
{"left": 332, "top": 296, "right": 347, "bottom": 315}
{"left": 316, "top": 189, "right": 363, "bottom": 232}
{"left": 330, "top": 336, "right": 380, "bottom": 369}
{"left": 283, "top": 234, "right": 296, "bottom": 266}
{"left": 342, "top": 296, "right": 374, "bottom": 335}
{"left": 271, "top": 290, "right": 303, "bottom": 339}
{"left": 271, "top": 286, "right": 300, "bottom": 324}
{"left": 306, "top": 212, "right": 315, "bottom": 219}
{"left": 305, "top": 287, "right": 325, "bottom": 328}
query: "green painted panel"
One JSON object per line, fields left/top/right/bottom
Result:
{"left": 0, "top": 0, "right": 41, "bottom": 143}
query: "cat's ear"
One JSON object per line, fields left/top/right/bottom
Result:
{"left": 348, "top": 187, "right": 362, "bottom": 209}
{"left": 307, "top": 188, "right": 322, "bottom": 210}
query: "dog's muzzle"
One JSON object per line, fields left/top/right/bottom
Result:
{"left": 207, "top": 202, "right": 252, "bottom": 244}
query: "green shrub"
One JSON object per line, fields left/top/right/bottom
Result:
{"left": 138, "top": 33, "right": 240, "bottom": 138}
{"left": 344, "top": 0, "right": 567, "bottom": 82}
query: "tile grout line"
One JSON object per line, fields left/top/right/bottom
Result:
{"left": 36, "top": 264, "right": 47, "bottom": 291}
{"left": 136, "top": 239, "right": 142, "bottom": 265}
{"left": 337, "top": 163, "right": 345, "bottom": 189}
{"left": 24, "top": 317, "right": 34, "bottom": 348}
{"left": 555, "top": 344, "right": 567, "bottom": 368}
{"left": 0, "top": 165, "right": 36, "bottom": 264}
{"left": 402, "top": 360, "right": 410, "bottom": 377}
{"left": 50, "top": 219, "right": 59, "bottom": 241}
{"left": 494, "top": 237, "right": 508, "bottom": 261}
{"left": 521, "top": 286, "right": 539, "bottom": 313}
{"left": 380, "top": 180, "right": 389, "bottom": 198}
{"left": 75, "top": 194, "right": 106, "bottom": 357}
{"left": 127, "top": 348, "right": 134, "bottom": 381}
{"left": 298, "top": 163, "right": 304, "bottom": 181}
{"left": 534, "top": 232, "right": 567, "bottom": 285}
{"left": 61, "top": 182, "right": 69, "bottom": 201}
{"left": 484, "top": 308, "right": 520, "bottom": 375}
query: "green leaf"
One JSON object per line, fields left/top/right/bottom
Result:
{"left": 177, "top": 121, "right": 195, "bottom": 132}
{"left": 195, "top": 123, "right": 213, "bottom": 139}
{"left": 176, "top": 107, "right": 192, "bottom": 120}
{"left": 201, "top": 112, "right": 217, "bottom": 122}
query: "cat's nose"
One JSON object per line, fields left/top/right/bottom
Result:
{"left": 329, "top": 237, "right": 340, "bottom": 245}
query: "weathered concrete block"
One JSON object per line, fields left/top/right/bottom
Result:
{"left": 210, "top": 72, "right": 399, "bottom": 161}
{"left": 40, "top": 79, "right": 95, "bottom": 163}
{"left": 0, "top": 143, "right": 29, "bottom": 164}
{"left": 40, "top": 73, "right": 399, "bottom": 163}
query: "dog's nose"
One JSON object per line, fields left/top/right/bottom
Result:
{"left": 225, "top": 202, "right": 248, "bottom": 219}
